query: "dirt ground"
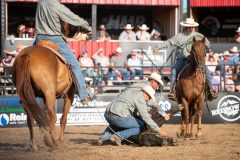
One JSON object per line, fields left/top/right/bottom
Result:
{"left": 0, "top": 124, "right": 239, "bottom": 160}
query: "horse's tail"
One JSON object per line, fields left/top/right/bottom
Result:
{"left": 13, "top": 51, "right": 49, "bottom": 131}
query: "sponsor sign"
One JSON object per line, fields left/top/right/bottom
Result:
{"left": 0, "top": 113, "right": 27, "bottom": 127}
{"left": 211, "top": 95, "right": 240, "bottom": 122}
{"left": 1, "top": 92, "right": 240, "bottom": 127}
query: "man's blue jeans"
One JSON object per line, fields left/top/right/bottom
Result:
{"left": 100, "top": 113, "right": 144, "bottom": 142}
{"left": 171, "top": 57, "right": 212, "bottom": 85}
{"left": 34, "top": 35, "right": 88, "bottom": 100}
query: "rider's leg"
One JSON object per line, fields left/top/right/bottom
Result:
{"left": 168, "top": 58, "right": 187, "bottom": 99}
{"left": 34, "top": 35, "right": 90, "bottom": 103}
{"left": 206, "top": 68, "right": 218, "bottom": 100}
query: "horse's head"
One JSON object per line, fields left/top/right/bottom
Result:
{"left": 190, "top": 36, "right": 206, "bottom": 67}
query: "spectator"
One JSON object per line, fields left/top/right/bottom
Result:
{"left": 26, "top": 27, "right": 36, "bottom": 38}
{"left": 136, "top": 24, "right": 151, "bottom": 41}
{"left": 234, "top": 63, "right": 240, "bottom": 92}
{"left": 97, "top": 24, "right": 111, "bottom": 41}
{"left": 3, "top": 44, "right": 25, "bottom": 56}
{"left": 223, "top": 77, "right": 235, "bottom": 92}
{"left": 150, "top": 20, "right": 164, "bottom": 40}
{"left": 206, "top": 55, "right": 218, "bottom": 74}
{"left": 92, "top": 48, "right": 110, "bottom": 75}
{"left": 235, "top": 26, "right": 240, "bottom": 43}
{"left": 110, "top": 47, "right": 130, "bottom": 80}
{"left": 88, "top": 63, "right": 103, "bottom": 93}
{"left": 79, "top": 50, "right": 94, "bottom": 77}
{"left": 219, "top": 51, "right": 231, "bottom": 76}
{"left": 229, "top": 46, "right": 239, "bottom": 66}
{"left": 1, "top": 44, "right": 25, "bottom": 73}
{"left": 17, "top": 24, "right": 27, "bottom": 38}
{"left": 119, "top": 24, "right": 136, "bottom": 41}
{"left": 151, "top": 30, "right": 161, "bottom": 41}
{"left": 127, "top": 50, "right": 143, "bottom": 80}
{"left": 211, "top": 66, "right": 221, "bottom": 92}
{"left": 213, "top": 53, "right": 221, "bottom": 63}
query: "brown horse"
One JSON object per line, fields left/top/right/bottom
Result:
{"left": 12, "top": 41, "right": 75, "bottom": 151}
{"left": 176, "top": 37, "right": 206, "bottom": 139}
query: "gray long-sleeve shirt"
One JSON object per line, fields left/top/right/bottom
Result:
{"left": 35, "top": 0, "right": 91, "bottom": 35}
{"left": 106, "top": 88, "right": 160, "bottom": 132}
{"left": 129, "top": 81, "right": 167, "bottom": 117}
{"left": 157, "top": 32, "right": 210, "bottom": 60}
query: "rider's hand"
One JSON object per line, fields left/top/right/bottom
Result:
{"left": 152, "top": 47, "right": 159, "bottom": 54}
{"left": 164, "top": 114, "right": 171, "bottom": 121}
{"left": 158, "top": 128, "right": 167, "bottom": 137}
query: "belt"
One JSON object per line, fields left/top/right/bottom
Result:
{"left": 106, "top": 111, "right": 118, "bottom": 116}
{"left": 37, "top": 34, "right": 62, "bottom": 37}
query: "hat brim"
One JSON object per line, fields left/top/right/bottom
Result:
{"left": 124, "top": 27, "right": 134, "bottom": 29}
{"left": 140, "top": 27, "right": 149, "bottom": 30}
{"left": 180, "top": 22, "right": 199, "bottom": 27}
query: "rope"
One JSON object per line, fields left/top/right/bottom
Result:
{"left": 92, "top": 100, "right": 135, "bottom": 144}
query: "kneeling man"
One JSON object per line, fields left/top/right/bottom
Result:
{"left": 98, "top": 85, "right": 167, "bottom": 146}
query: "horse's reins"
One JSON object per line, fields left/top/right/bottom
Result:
{"left": 190, "top": 44, "right": 211, "bottom": 116}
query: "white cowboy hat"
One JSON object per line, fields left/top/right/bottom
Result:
{"left": 236, "top": 27, "right": 240, "bottom": 33}
{"left": 142, "top": 85, "right": 155, "bottom": 102}
{"left": 180, "top": 18, "right": 199, "bottom": 27}
{"left": 3, "top": 50, "right": 16, "bottom": 55}
{"left": 230, "top": 46, "right": 238, "bottom": 53}
{"left": 115, "top": 47, "right": 122, "bottom": 53}
{"left": 149, "top": 73, "right": 164, "bottom": 86}
{"left": 139, "top": 24, "right": 149, "bottom": 30}
{"left": 124, "top": 24, "right": 134, "bottom": 30}
{"left": 223, "top": 51, "right": 230, "bottom": 56}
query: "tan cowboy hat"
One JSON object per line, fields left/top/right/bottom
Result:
{"left": 230, "top": 46, "right": 239, "bottom": 53}
{"left": 142, "top": 85, "right": 155, "bottom": 102}
{"left": 180, "top": 18, "right": 199, "bottom": 27}
{"left": 115, "top": 47, "right": 122, "bottom": 53}
{"left": 124, "top": 24, "right": 134, "bottom": 30}
{"left": 139, "top": 24, "right": 149, "bottom": 30}
{"left": 236, "top": 27, "right": 240, "bottom": 33}
{"left": 149, "top": 73, "right": 164, "bottom": 86}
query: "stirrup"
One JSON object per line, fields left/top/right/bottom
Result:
{"left": 168, "top": 92, "right": 177, "bottom": 101}
{"left": 208, "top": 90, "right": 218, "bottom": 101}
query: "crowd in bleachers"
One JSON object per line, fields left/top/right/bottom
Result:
{"left": 1, "top": 24, "right": 240, "bottom": 95}
{"left": 206, "top": 46, "right": 240, "bottom": 92}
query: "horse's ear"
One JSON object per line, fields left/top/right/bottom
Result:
{"left": 201, "top": 36, "right": 205, "bottom": 43}
{"left": 193, "top": 36, "right": 196, "bottom": 42}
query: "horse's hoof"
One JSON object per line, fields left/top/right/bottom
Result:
{"left": 195, "top": 135, "right": 202, "bottom": 140}
{"left": 44, "top": 134, "right": 53, "bottom": 147}
{"left": 184, "top": 137, "right": 190, "bottom": 141}
{"left": 190, "top": 136, "right": 196, "bottom": 140}
{"left": 27, "top": 145, "right": 38, "bottom": 152}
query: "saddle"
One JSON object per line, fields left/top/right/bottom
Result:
{"left": 36, "top": 41, "right": 67, "bottom": 64}
{"left": 36, "top": 40, "right": 77, "bottom": 97}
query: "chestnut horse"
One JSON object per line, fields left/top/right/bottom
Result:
{"left": 176, "top": 37, "right": 206, "bottom": 139}
{"left": 12, "top": 41, "right": 75, "bottom": 151}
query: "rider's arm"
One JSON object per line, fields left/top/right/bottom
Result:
{"left": 55, "top": 2, "right": 92, "bottom": 32}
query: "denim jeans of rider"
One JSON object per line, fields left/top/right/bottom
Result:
{"left": 171, "top": 57, "right": 212, "bottom": 85}
{"left": 34, "top": 35, "right": 88, "bottom": 100}
{"left": 100, "top": 113, "right": 144, "bottom": 142}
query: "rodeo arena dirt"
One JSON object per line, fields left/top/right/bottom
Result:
{"left": 0, "top": 124, "right": 239, "bottom": 160}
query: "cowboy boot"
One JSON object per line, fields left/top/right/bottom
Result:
{"left": 207, "top": 80, "right": 218, "bottom": 101}
{"left": 168, "top": 81, "right": 177, "bottom": 101}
